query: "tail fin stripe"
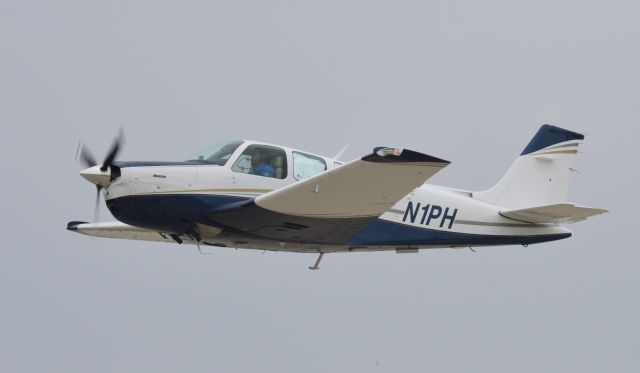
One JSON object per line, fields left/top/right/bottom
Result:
{"left": 534, "top": 149, "right": 578, "bottom": 156}
{"left": 543, "top": 143, "right": 580, "bottom": 151}
{"left": 520, "top": 124, "right": 584, "bottom": 155}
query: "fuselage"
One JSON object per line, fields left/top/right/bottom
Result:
{"left": 100, "top": 140, "right": 571, "bottom": 253}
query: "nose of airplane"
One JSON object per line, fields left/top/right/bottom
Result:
{"left": 80, "top": 165, "right": 111, "bottom": 187}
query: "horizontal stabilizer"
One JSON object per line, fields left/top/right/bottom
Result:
{"left": 500, "top": 203, "right": 608, "bottom": 224}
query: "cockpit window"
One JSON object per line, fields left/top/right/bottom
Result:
{"left": 188, "top": 140, "right": 244, "bottom": 165}
{"left": 232, "top": 144, "right": 288, "bottom": 179}
{"left": 293, "top": 151, "right": 327, "bottom": 180}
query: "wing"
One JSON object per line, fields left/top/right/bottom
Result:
{"left": 67, "top": 221, "right": 196, "bottom": 244}
{"left": 206, "top": 147, "right": 449, "bottom": 244}
{"left": 500, "top": 203, "right": 608, "bottom": 224}
{"left": 256, "top": 147, "right": 449, "bottom": 218}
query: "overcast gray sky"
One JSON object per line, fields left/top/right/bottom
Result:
{"left": 1, "top": 1, "right": 637, "bottom": 372}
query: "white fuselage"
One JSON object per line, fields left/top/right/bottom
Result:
{"left": 101, "top": 140, "right": 570, "bottom": 252}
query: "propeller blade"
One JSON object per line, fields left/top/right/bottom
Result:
{"left": 94, "top": 185, "right": 102, "bottom": 222}
{"left": 101, "top": 129, "right": 125, "bottom": 171}
{"left": 76, "top": 142, "right": 98, "bottom": 168}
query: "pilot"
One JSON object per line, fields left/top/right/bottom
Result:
{"left": 251, "top": 148, "right": 275, "bottom": 178}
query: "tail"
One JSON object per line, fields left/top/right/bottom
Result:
{"left": 474, "top": 124, "right": 585, "bottom": 209}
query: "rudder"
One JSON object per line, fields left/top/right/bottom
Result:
{"left": 474, "top": 124, "right": 584, "bottom": 209}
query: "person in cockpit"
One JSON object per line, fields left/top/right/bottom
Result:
{"left": 251, "top": 148, "right": 275, "bottom": 177}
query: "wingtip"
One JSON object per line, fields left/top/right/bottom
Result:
{"left": 67, "top": 221, "right": 87, "bottom": 231}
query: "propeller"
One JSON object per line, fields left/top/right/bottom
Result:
{"left": 100, "top": 129, "right": 124, "bottom": 171}
{"left": 75, "top": 129, "right": 125, "bottom": 222}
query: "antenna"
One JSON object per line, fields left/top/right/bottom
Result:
{"left": 333, "top": 144, "right": 350, "bottom": 160}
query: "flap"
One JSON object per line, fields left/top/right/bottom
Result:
{"left": 255, "top": 147, "right": 450, "bottom": 218}
{"left": 500, "top": 203, "right": 608, "bottom": 224}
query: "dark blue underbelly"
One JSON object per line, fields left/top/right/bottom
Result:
{"left": 106, "top": 194, "right": 249, "bottom": 233}
{"left": 105, "top": 194, "right": 571, "bottom": 247}
{"left": 348, "top": 219, "right": 571, "bottom": 246}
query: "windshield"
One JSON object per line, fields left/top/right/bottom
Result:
{"left": 187, "top": 140, "right": 244, "bottom": 165}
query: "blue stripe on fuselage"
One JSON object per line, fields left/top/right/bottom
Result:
{"left": 348, "top": 219, "right": 571, "bottom": 246}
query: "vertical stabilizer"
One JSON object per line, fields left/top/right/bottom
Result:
{"left": 474, "top": 125, "right": 584, "bottom": 209}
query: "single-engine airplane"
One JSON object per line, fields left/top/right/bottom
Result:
{"left": 68, "top": 125, "right": 607, "bottom": 269}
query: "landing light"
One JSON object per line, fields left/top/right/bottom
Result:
{"left": 376, "top": 147, "right": 404, "bottom": 157}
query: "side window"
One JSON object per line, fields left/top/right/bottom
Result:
{"left": 293, "top": 152, "right": 327, "bottom": 180}
{"left": 232, "top": 145, "right": 288, "bottom": 179}
{"left": 188, "top": 140, "right": 244, "bottom": 165}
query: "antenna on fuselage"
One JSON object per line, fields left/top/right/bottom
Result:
{"left": 185, "top": 227, "right": 212, "bottom": 255}
{"left": 332, "top": 144, "right": 350, "bottom": 160}
{"left": 309, "top": 252, "right": 324, "bottom": 270}
{"left": 196, "top": 242, "right": 213, "bottom": 255}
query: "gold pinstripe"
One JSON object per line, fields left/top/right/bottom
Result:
{"left": 533, "top": 149, "right": 578, "bottom": 156}
{"left": 126, "top": 188, "right": 273, "bottom": 196}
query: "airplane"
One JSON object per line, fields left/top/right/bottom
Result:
{"left": 68, "top": 124, "right": 607, "bottom": 269}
